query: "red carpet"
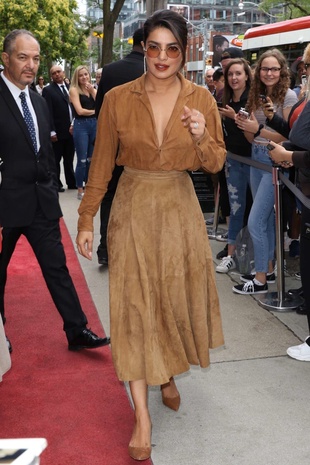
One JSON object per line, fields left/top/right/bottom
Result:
{"left": 0, "top": 220, "right": 152, "bottom": 465}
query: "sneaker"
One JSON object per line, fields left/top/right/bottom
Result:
{"left": 289, "top": 240, "right": 300, "bottom": 258}
{"left": 240, "top": 272, "right": 275, "bottom": 284}
{"left": 216, "top": 256, "right": 236, "bottom": 273}
{"left": 216, "top": 244, "right": 228, "bottom": 260}
{"left": 216, "top": 232, "right": 228, "bottom": 242}
{"left": 205, "top": 216, "right": 226, "bottom": 225}
{"left": 77, "top": 192, "right": 84, "bottom": 200}
{"left": 295, "top": 271, "right": 301, "bottom": 280}
{"left": 287, "top": 337, "right": 310, "bottom": 361}
{"left": 233, "top": 280, "right": 268, "bottom": 294}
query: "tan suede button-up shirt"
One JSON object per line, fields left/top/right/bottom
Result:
{"left": 78, "top": 73, "right": 226, "bottom": 231}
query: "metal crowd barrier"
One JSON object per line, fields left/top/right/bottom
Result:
{"left": 219, "top": 152, "right": 309, "bottom": 312}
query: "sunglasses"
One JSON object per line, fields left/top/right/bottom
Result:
{"left": 144, "top": 44, "right": 181, "bottom": 59}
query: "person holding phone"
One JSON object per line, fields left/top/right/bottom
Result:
{"left": 268, "top": 142, "right": 310, "bottom": 361}
{"left": 216, "top": 58, "right": 253, "bottom": 273}
{"left": 234, "top": 48, "right": 297, "bottom": 294}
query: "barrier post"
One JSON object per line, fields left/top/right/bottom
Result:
{"left": 259, "top": 166, "right": 303, "bottom": 311}
{"left": 207, "top": 182, "right": 226, "bottom": 239}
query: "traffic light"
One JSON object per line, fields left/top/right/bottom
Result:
{"left": 205, "top": 58, "right": 212, "bottom": 66}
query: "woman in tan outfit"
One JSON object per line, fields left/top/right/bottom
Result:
{"left": 76, "top": 9, "right": 226, "bottom": 461}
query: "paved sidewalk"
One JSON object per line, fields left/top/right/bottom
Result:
{"left": 60, "top": 190, "right": 310, "bottom": 465}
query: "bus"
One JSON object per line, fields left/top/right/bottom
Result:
{"left": 242, "top": 15, "right": 310, "bottom": 67}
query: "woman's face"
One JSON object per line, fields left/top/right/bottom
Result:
{"left": 259, "top": 56, "right": 282, "bottom": 91}
{"left": 143, "top": 27, "right": 183, "bottom": 79}
{"left": 227, "top": 64, "right": 248, "bottom": 92}
{"left": 78, "top": 68, "right": 90, "bottom": 86}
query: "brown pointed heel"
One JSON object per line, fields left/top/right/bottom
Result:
{"left": 161, "top": 392, "right": 181, "bottom": 411}
{"left": 128, "top": 445, "right": 151, "bottom": 461}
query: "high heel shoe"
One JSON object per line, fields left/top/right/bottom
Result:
{"left": 161, "top": 391, "right": 181, "bottom": 411}
{"left": 128, "top": 445, "right": 151, "bottom": 461}
{"left": 161, "top": 378, "right": 181, "bottom": 411}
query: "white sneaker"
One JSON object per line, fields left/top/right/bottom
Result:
{"left": 287, "top": 338, "right": 310, "bottom": 361}
{"left": 216, "top": 256, "right": 236, "bottom": 273}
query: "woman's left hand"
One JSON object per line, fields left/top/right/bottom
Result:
{"left": 181, "top": 106, "right": 206, "bottom": 141}
{"left": 267, "top": 142, "right": 293, "bottom": 167}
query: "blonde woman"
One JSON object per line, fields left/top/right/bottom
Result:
{"left": 69, "top": 66, "right": 97, "bottom": 199}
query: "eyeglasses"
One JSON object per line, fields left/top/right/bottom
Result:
{"left": 304, "top": 63, "right": 310, "bottom": 69}
{"left": 144, "top": 44, "right": 181, "bottom": 59}
{"left": 260, "top": 67, "right": 281, "bottom": 73}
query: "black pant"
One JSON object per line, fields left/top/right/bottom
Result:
{"left": 97, "top": 165, "right": 124, "bottom": 258}
{"left": 0, "top": 209, "right": 87, "bottom": 341}
{"left": 300, "top": 202, "right": 310, "bottom": 333}
{"left": 52, "top": 137, "right": 76, "bottom": 189}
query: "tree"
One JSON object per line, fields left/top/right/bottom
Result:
{"left": 0, "top": 0, "right": 89, "bottom": 73}
{"left": 260, "top": 0, "right": 310, "bottom": 19}
{"left": 87, "top": 0, "right": 127, "bottom": 66}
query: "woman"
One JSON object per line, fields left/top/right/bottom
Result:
{"left": 234, "top": 49, "right": 297, "bottom": 294}
{"left": 268, "top": 143, "right": 310, "bottom": 361}
{"left": 36, "top": 76, "right": 45, "bottom": 95}
{"left": 76, "top": 9, "right": 226, "bottom": 461}
{"left": 216, "top": 58, "right": 252, "bottom": 274}
{"left": 69, "top": 66, "right": 97, "bottom": 200}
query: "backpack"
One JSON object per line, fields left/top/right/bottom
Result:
{"left": 234, "top": 226, "right": 255, "bottom": 275}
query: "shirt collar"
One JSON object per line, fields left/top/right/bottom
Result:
{"left": 1, "top": 72, "right": 31, "bottom": 101}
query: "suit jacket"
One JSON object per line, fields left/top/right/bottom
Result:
{"left": 42, "top": 82, "right": 73, "bottom": 140}
{"left": 95, "top": 51, "right": 144, "bottom": 117}
{"left": 0, "top": 76, "right": 62, "bottom": 227}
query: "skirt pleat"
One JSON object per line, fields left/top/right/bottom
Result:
{"left": 108, "top": 167, "right": 224, "bottom": 385}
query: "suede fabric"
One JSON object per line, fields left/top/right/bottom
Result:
{"left": 78, "top": 73, "right": 226, "bottom": 385}
{"left": 108, "top": 168, "right": 224, "bottom": 385}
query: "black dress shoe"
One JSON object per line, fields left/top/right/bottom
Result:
{"left": 98, "top": 255, "right": 108, "bottom": 266}
{"left": 6, "top": 336, "right": 12, "bottom": 353}
{"left": 288, "top": 287, "right": 303, "bottom": 297}
{"left": 68, "top": 328, "right": 110, "bottom": 351}
{"left": 58, "top": 187, "right": 65, "bottom": 193}
{"left": 296, "top": 303, "right": 308, "bottom": 315}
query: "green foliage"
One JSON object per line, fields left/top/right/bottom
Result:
{"left": 260, "top": 1, "right": 310, "bottom": 19}
{"left": 0, "top": 0, "right": 89, "bottom": 71}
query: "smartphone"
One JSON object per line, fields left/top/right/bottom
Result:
{"left": 238, "top": 108, "right": 249, "bottom": 119}
{"left": 217, "top": 101, "right": 223, "bottom": 108}
{"left": 266, "top": 143, "right": 275, "bottom": 151}
{"left": 301, "top": 75, "right": 307, "bottom": 86}
{"left": 259, "top": 94, "right": 268, "bottom": 103}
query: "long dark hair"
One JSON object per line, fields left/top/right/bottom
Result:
{"left": 222, "top": 58, "right": 252, "bottom": 108}
{"left": 143, "top": 9, "right": 188, "bottom": 69}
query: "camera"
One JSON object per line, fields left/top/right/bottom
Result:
{"left": 301, "top": 75, "right": 307, "bottom": 86}
{"left": 238, "top": 108, "right": 249, "bottom": 119}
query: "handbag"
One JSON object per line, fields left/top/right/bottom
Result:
{"left": 289, "top": 100, "right": 310, "bottom": 150}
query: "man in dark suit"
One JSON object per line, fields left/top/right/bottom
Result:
{"left": 42, "top": 65, "right": 76, "bottom": 192}
{"left": 0, "top": 29, "right": 109, "bottom": 351}
{"left": 95, "top": 27, "right": 144, "bottom": 265}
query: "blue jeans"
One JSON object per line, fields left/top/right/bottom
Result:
{"left": 73, "top": 117, "right": 97, "bottom": 188}
{"left": 248, "top": 143, "right": 275, "bottom": 273}
{"left": 225, "top": 153, "right": 251, "bottom": 245}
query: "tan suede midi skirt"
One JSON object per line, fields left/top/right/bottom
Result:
{"left": 108, "top": 167, "right": 224, "bottom": 386}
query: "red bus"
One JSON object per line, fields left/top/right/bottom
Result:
{"left": 242, "top": 16, "right": 310, "bottom": 66}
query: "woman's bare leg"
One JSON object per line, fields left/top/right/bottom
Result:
{"left": 129, "top": 379, "right": 151, "bottom": 449}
